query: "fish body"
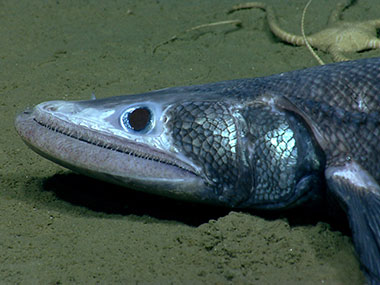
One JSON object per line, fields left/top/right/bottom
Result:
{"left": 15, "top": 58, "right": 380, "bottom": 283}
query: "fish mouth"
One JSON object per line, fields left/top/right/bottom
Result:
{"left": 32, "top": 108, "right": 198, "bottom": 175}
{"left": 14, "top": 103, "right": 211, "bottom": 202}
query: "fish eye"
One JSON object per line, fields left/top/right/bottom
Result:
{"left": 121, "top": 106, "right": 153, "bottom": 132}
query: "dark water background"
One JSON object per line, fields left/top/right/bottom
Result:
{"left": 2, "top": 0, "right": 379, "bottom": 283}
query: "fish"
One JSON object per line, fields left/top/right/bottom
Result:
{"left": 15, "top": 57, "right": 380, "bottom": 283}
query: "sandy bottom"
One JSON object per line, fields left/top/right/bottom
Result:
{"left": 2, "top": 0, "right": 379, "bottom": 283}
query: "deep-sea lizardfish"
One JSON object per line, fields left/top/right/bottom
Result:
{"left": 15, "top": 58, "right": 380, "bottom": 283}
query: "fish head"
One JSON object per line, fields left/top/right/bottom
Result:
{"left": 15, "top": 86, "right": 248, "bottom": 206}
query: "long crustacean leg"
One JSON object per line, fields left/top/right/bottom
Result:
{"left": 229, "top": 1, "right": 380, "bottom": 62}
{"left": 228, "top": 2, "right": 308, "bottom": 46}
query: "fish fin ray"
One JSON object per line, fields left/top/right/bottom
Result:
{"left": 326, "top": 161, "right": 380, "bottom": 283}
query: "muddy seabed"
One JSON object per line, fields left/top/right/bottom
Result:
{"left": 2, "top": 0, "right": 379, "bottom": 283}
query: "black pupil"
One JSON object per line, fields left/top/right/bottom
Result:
{"left": 128, "top": 107, "right": 151, "bottom": 131}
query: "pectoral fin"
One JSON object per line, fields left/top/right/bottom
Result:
{"left": 326, "top": 161, "right": 380, "bottom": 284}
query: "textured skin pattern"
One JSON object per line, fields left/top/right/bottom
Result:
{"left": 216, "top": 58, "right": 380, "bottom": 182}
{"left": 168, "top": 101, "right": 246, "bottom": 205}
{"left": 246, "top": 107, "right": 298, "bottom": 202}
{"left": 241, "top": 106, "right": 323, "bottom": 206}
{"left": 165, "top": 58, "right": 380, "bottom": 208}
{"left": 168, "top": 92, "right": 325, "bottom": 208}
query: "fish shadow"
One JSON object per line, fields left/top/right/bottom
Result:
{"left": 42, "top": 172, "right": 230, "bottom": 226}
{"left": 42, "top": 172, "right": 350, "bottom": 232}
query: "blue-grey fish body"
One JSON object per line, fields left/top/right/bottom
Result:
{"left": 15, "top": 58, "right": 380, "bottom": 283}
